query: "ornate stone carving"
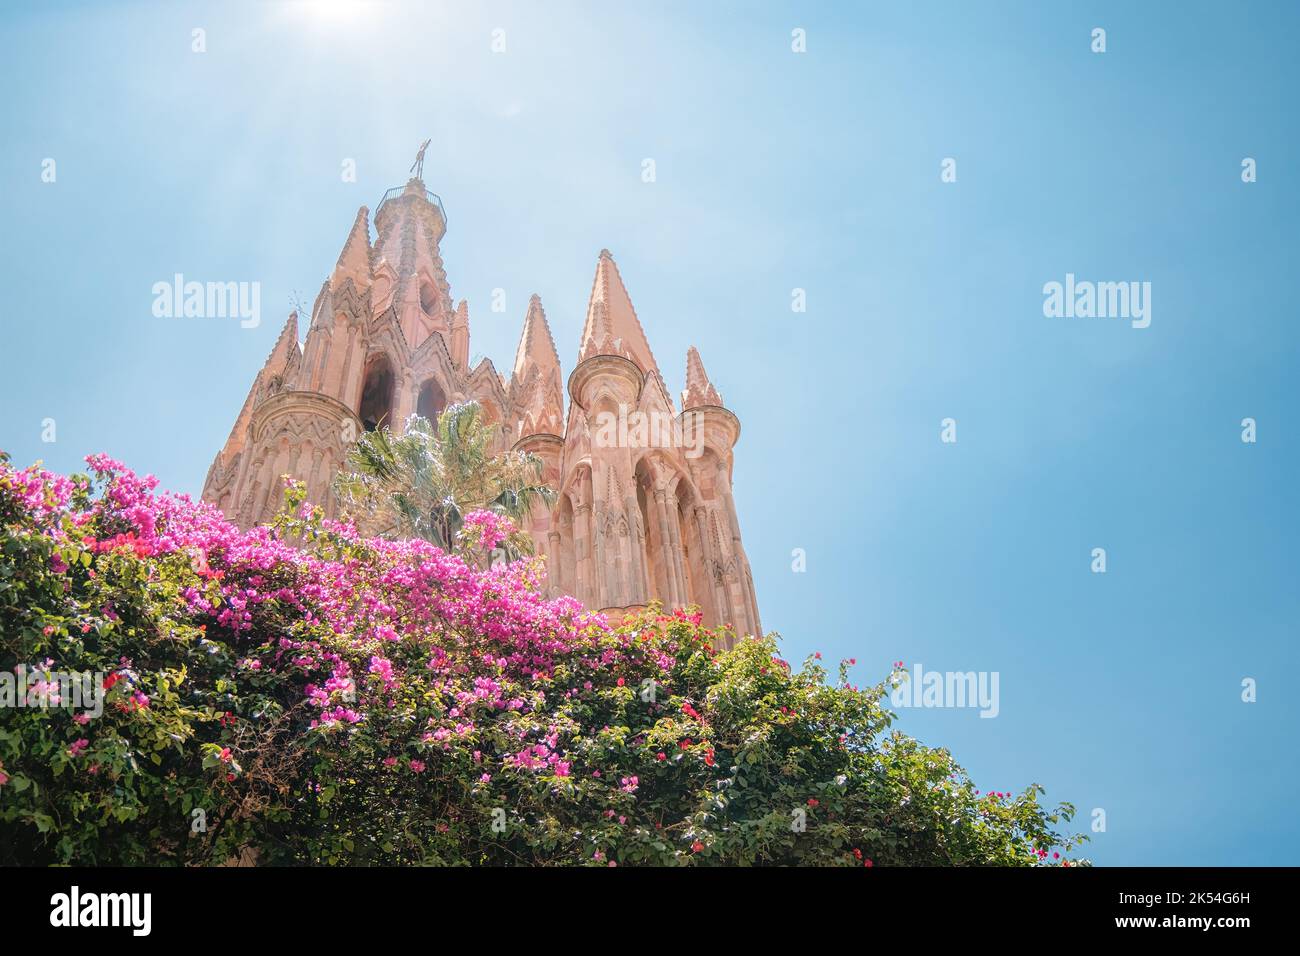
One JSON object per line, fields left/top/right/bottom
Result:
{"left": 203, "top": 163, "right": 761, "bottom": 646}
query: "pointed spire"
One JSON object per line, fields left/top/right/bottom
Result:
{"left": 215, "top": 313, "right": 300, "bottom": 464}
{"left": 266, "top": 311, "right": 301, "bottom": 372}
{"left": 450, "top": 298, "right": 470, "bottom": 369}
{"left": 513, "top": 294, "right": 561, "bottom": 380}
{"left": 681, "top": 346, "right": 723, "bottom": 410}
{"left": 330, "top": 206, "right": 372, "bottom": 290}
{"left": 512, "top": 295, "right": 564, "bottom": 436}
{"left": 577, "top": 249, "right": 660, "bottom": 377}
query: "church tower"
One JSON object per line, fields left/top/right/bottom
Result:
{"left": 203, "top": 157, "right": 760, "bottom": 644}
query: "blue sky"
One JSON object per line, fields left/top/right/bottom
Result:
{"left": 2, "top": 0, "right": 1297, "bottom": 865}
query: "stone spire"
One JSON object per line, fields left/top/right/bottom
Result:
{"left": 373, "top": 176, "right": 452, "bottom": 352}
{"left": 513, "top": 294, "right": 560, "bottom": 379}
{"left": 511, "top": 294, "right": 564, "bottom": 437}
{"left": 330, "top": 206, "right": 372, "bottom": 291}
{"left": 213, "top": 312, "right": 300, "bottom": 464}
{"left": 450, "top": 298, "right": 470, "bottom": 369}
{"left": 203, "top": 158, "right": 760, "bottom": 645}
{"left": 576, "top": 249, "right": 660, "bottom": 378}
{"left": 681, "top": 346, "right": 723, "bottom": 410}
{"left": 266, "top": 310, "right": 301, "bottom": 371}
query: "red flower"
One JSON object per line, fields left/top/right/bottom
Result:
{"left": 656, "top": 752, "right": 666, "bottom": 761}
{"left": 102, "top": 672, "right": 121, "bottom": 690}
{"left": 852, "top": 848, "right": 863, "bottom": 859}
{"left": 864, "top": 858, "right": 874, "bottom": 868}
{"left": 691, "top": 841, "right": 704, "bottom": 853}
{"left": 704, "top": 749, "right": 715, "bottom": 767}
{"left": 807, "top": 798, "right": 819, "bottom": 807}
{"left": 616, "top": 677, "right": 625, "bottom": 687}
{"left": 679, "top": 738, "right": 692, "bottom": 749}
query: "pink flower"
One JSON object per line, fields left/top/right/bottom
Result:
{"left": 409, "top": 760, "right": 426, "bottom": 773}
{"left": 368, "top": 655, "right": 395, "bottom": 688}
{"left": 458, "top": 510, "right": 515, "bottom": 552}
{"left": 68, "top": 738, "right": 90, "bottom": 758}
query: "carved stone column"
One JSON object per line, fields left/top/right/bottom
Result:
{"left": 651, "top": 489, "right": 677, "bottom": 606}
{"left": 547, "top": 529, "right": 563, "bottom": 596}
{"left": 695, "top": 505, "right": 732, "bottom": 631}
{"left": 665, "top": 492, "right": 689, "bottom": 609}
{"left": 624, "top": 494, "right": 648, "bottom": 604}
{"left": 575, "top": 503, "right": 593, "bottom": 606}
{"left": 591, "top": 505, "right": 608, "bottom": 608}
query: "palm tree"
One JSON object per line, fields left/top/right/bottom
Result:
{"left": 334, "top": 402, "right": 555, "bottom": 557}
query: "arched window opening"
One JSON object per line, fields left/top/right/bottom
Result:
{"left": 416, "top": 378, "right": 446, "bottom": 425}
{"left": 419, "top": 280, "right": 439, "bottom": 315}
{"left": 358, "top": 355, "right": 395, "bottom": 432}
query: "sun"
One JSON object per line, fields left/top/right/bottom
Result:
{"left": 288, "top": 0, "right": 369, "bottom": 26}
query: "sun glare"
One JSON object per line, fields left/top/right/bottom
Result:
{"left": 292, "top": 0, "right": 369, "bottom": 26}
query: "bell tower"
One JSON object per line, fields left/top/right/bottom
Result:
{"left": 203, "top": 151, "right": 762, "bottom": 645}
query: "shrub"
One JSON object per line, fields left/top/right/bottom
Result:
{"left": 0, "top": 452, "right": 1087, "bottom": 866}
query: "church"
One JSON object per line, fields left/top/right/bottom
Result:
{"left": 201, "top": 162, "right": 761, "bottom": 640}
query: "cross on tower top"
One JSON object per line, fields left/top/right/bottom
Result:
{"left": 410, "top": 138, "right": 431, "bottom": 180}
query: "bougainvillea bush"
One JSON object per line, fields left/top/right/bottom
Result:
{"left": 0, "top": 452, "right": 1087, "bottom": 866}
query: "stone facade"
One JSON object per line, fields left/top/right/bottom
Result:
{"left": 202, "top": 172, "right": 760, "bottom": 640}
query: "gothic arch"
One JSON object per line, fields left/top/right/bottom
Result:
{"left": 418, "top": 276, "right": 439, "bottom": 316}
{"left": 358, "top": 353, "right": 396, "bottom": 431}
{"left": 416, "top": 376, "right": 446, "bottom": 424}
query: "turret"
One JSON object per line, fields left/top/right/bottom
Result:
{"left": 373, "top": 176, "right": 453, "bottom": 352}
{"left": 677, "top": 345, "right": 760, "bottom": 640}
